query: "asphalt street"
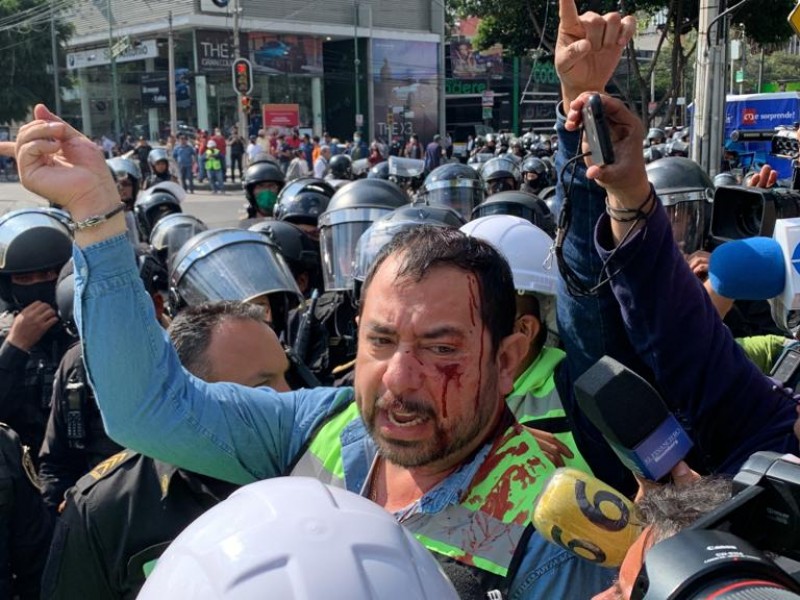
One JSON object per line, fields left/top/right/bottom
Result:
{"left": 0, "top": 181, "right": 245, "bottom": 228}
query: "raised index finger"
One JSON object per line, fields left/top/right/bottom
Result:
{"left": 559, "top": 0, "right": 581, "bottom": 28}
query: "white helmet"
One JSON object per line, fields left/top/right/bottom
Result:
{"left": 207, "top": 139, "right": 217, "bottom": 148}
{"left": 138, "top": 477, "right": 459, "bottom": 600}
{"left": 460, "top": 214, "right": 559, "bottom": 341}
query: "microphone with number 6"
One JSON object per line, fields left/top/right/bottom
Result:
{"left": 533, "top": 468, "right": 642, "bottom": 567}
{"left": 574, "top": 356, "right": 693, "bottom": 482}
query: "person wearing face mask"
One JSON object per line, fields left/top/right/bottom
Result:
{"left": 242, "top": 158, "right": 286, "bottom": 219}
{"left": 0, "top": 209, "right": 75, "bottom": 464}
{"left": 480, "top": 156, "right": 521, "bottom": 196}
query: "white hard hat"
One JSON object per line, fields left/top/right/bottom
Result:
{"left": 138, "top": 477, "right": 459, "bottom": 600}
{"left": 461, "top": 214, "right": 559, "bottom": 343}
{"left": 460, "top": 215, "right": 557, "bottom": 296}
{"left": 207, "top": 139, "right": 217, "bottom": 148}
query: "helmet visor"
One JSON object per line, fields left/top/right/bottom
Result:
{"left": 665, "top": 200, "right": 705, "bottom": 255}
{"left": 424, "top": 181, "right": 483, "bottom": 221}
{"left": 150, "top": 220, "right": 208, "bottom": 262}
{"left": 175, "top": 240, "right": 302, "bottom": 307}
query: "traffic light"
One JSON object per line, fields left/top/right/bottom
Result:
{"left": 241, "top": 96, "right": 251, "bottom": 114}
{"left": 232, "top": 58, "right": 253, "bottom": 96}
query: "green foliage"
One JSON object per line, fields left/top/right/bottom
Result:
{"left": 733, "top": 0, "right": 794, "bottom": 46}
{"left": 0, "top": 0, "right": 73, "bottom": 123}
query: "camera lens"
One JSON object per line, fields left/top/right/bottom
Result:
{"left": 694, "top": 580, "right": 800, "bottom": 599}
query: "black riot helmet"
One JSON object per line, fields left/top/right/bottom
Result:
{"left": 420, "top": 163, "right": 485, "bottom": 221}
{"left": 646, "top": 127, "right": 667, "bottom": 146}
{"left": 107, "top": 157, "right": 142, "bottom": 207}
{"left": 352, "top": 203, "right": 466, "bottom": 289}
{"left": 149, "top": 213, "right": 208, "bottom": 269}
{"left": 646, "top": 156, "right": 714, "bottom": 255}
{"left": 169, "top": 228, "right": 303, "bottom": 335}
{"left": 274, "top": 177, "right": 334, "bottom": 231}
{"left": 520, "top": 156, "right": 551, "bottom": 193}
{"left": 471, "top": 190, "right": 557, "bottom": 239}
{"left": 318, "top": 179, "right": 408, "bottom": 291}
{"left": 480, "top": 156, "right": 521, "bottom": 195}
{"left": 134, "top": 189, "right": 183, "bottom": 242}
{"left": 328, "top": 154, "right": 353, "bottom": 180}
{"left": 0, "top": 208, "right": 73, "bottom": 309}
{"left": 367, "top": 161, "right": 390, "bottom": 180}
{"left": 248, "top": 220, "right": 323, "bottom": 295}
{"left": 243, "top": 158, "right": 286, "bottom": 218}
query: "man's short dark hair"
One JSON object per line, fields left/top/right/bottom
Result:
{"left": 168, "top": 301, "right": 267, "bottom": 379}
{"left": 359, "top": 226, "right": 516, "bottom": 357}
{"left": 637, "top": 477, "right": 732, "bottom": 544}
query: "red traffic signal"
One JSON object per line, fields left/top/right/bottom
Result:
{"left": 231, "top": 58, "right": 253, "bottom": 96}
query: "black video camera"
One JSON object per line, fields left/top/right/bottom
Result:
{"left": 631, "top": 451, "right": 800, "bottom": 599}
{"left": 710, "top": 185, "right": 800, "bottom": 244}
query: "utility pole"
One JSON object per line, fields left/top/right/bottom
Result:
{"left": 168, "top": 11, "right": 177, "bottom": 137}
{"left": 108, "top": 0, "right": 120, "bottom": 142}
{"left": 691, "top": 0, "right": 727, "bottom": 177}
{"left": 353, "top": 1, "right": 361, "bottom": 134}
{"left": 50, "top": 0, "right": 61, "bottom": 115}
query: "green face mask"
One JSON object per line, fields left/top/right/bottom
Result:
{"left": 255, "top": 189, "right": 278, "bottom": 213}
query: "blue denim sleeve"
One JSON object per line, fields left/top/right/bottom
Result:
{"left": 554, "top": 107, "right": 647, "bottom": 493}
{"left": 595, "top": 206, "right": 798, "bottom": 472}
{"left": 509, "top": 534, "right": 614, "bottom": 600}
{"left": 72, "top": 235, "right": 353, "bottom": 485}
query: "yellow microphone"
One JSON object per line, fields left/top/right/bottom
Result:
{"left": 533, "top": 468, "right": 643, "bottom": 567}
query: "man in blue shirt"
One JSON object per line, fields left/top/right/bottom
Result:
{"left": 171, "top": 135, "right": 196, "bottom": 193}
{"left": 424, "top": 133, "right": 443, "bottom": 173}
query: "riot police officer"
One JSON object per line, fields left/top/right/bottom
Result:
{"left": 169, "top": 228, "right": 303, "bottom": 338}
{"left": 471, "top": 190, "right": 557, "bottom": 238}
{"left": 520, "top": 156, "right": 552, "bottom": 196}
{"left": 248, "top": 220, "right": 323, "bottom": 297}
{"left": 144, "top": 148, "right": 176, "bottom": 189}
{"left": 273, "top": 177, "right": 334, "bottom": 241}
{"left": 419, "top": 162, "right": 485, "bottom": 221}
{"left": 0, "top": 209, "right": 74, "bottom": 462}
{"left": 0, "top": 422, "right": 53, "bottom": 599}
{"left": 133, "top": 187, "right": 183, "bottom": 243}
{"left": 243, "top": 158, "right": 286, "bottom": 219}
{"left": 287, "top": 179, "right": 407, "bottom": 382}
{"left": 480, "top": 155, "right": 521, "bottom": 196}
{"left": 148, "top": 213, "right": 208, "bottom": 270}
{"left": 325, "top": 154, "right": 354, "bottom": 189}
{"left": 38, "top": 252, "right": 170, "bottom": 512}
{"left": 107, "top": 157, "right": 143, "bottom": 244}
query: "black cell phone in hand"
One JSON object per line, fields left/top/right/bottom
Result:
{"left": 582, "top": 94, "right": 615, "bottom": 166}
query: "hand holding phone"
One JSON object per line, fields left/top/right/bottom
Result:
{"left": 582, "top": 94, "right": 615, "bottom": 167}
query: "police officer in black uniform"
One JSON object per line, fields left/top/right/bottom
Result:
{"left": 419, "top": 162, "right": 485, "bottom": 222}
{"left": 471, "top": 190, "right": 557, "bottom": 239}
{"left": 273, "top": 176, "right": 334, "bottom": 241}
{"left": 0, "top": 209, "right": 75, "bottom": 464}
{"left": 38, "top": 252, "right": 170, "bottom": 512}
{"left": 285, "top": 179, "right": 407, "bottom": 384}
{"left": 0, "top": 422, "right": 53, "bottom": 599}
{"left": 519, "top": 156, "right": 552, "bottom": 196}
{"left": 41, "top": 301, "right": 289, "bottom": 600}
{"left": 243, "top": 157, "right": 285, "bottom": 219}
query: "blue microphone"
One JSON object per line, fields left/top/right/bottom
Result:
{"left": 574, "top": 356, "right": 694, "bottom": 482}
{"left": 708, "top": 237, "right": 785, "bottom": 300}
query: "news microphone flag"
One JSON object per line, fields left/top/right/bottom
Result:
{"left": 533, "top": 468, "right": 642, "bottom": 567}
{"left": 709, "top": 237, "right": 785, "bottom": 301}
{"left": 574, "top": 356, "right": 693, "bottom": 482}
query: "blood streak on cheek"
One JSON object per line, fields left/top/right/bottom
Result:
{"left": 436, "top": 363, "right": 463, "bottom": 419}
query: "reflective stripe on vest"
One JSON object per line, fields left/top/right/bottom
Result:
{"left": 508, "top": 346, "right": 594, "bottom": 475}
{"left": 292, "top": 408, "right": 552, "bottom": 578}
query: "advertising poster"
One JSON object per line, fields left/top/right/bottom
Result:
{"left": 449, "top": 39, "right": 504, "bottom": 80}
{"left": 263, "top": 103, "right": 300, "bottom": 133}
{"left": 371, "top": 39, "right": 439, "bottom": 144}
{"left": 247, "top": 33, "right": 323, "bottom": 75}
